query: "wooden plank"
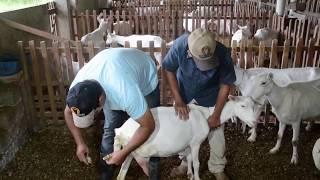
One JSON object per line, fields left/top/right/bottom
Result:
{"left": 87, "top": 41, "right": 95, "bottom": 59}
{"left": 63, "top": 41, "right": 74, "bottom": 82}
{"left": 281, "top": 39, "right": 290, "bottom": 68}
{"left": 258, "top": 41, "right": 265, "bottom": 67}
{"left": 149, "top": 41, "right": 158, "bottom": 66}
{"left": 306, "top": 38, "right": 316, "bottom": 67}
{"left": 172, "top": 11, "right": 176, "bottom": 40}
{"left": 247, "top": 39, "right": 254, "bottom": 68}
{"left": 29, "top": 40, "right": 46, "bottom": 122}
{"left": 76, "top": 41, "right": 85, "bottom": 68}
{"left": 239, "top": 40, "right": 245, "bottom": 68}
{"left": 269, "top": 39, "right": 278, "bottom": 68}
{"left": 124, "top": 41, "right": 130, "bottom": 48}
{"left": 147, "top": 14, "right": 151, "bottom": 35}
{"left": 160, "top": 40, "right": 167, "bottom": 105}
{"left": 293, "top": 38, "right": 304, "bottom": 67}
{"left": 0, "top": 17, "right": 76, "bottom": 45}
{"left": 93, "top": 10, "right": 97, "bottom": 29}
{"left": 18, "top": 41, "right": 37, "bottom": 129}
{"left": 40, "top": 41, "right": 58, "bottom": 122}
{"left": 52, "top": 41, "right": 66, "bottom": 105}
{"left": 178, "top": 10, "right": 183, "bottom": 36}
{"left": 85, "top": 10, "right": 91, "bottom": 33}
{"left": 80, "top": 12, "right": 86, "bottom": 36}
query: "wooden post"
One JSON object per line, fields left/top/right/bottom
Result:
{"left": 80, "top": 12, "right": 86, "bottom": 36}
{"left": 40, "top": 41, "right": 58, "bottom": 122}
{"left": 306, "top": 38, "right": 316, "bottom": 67}
{"left": 160, "top": 40, "right": 167, "bottom": 105}
{"left": 85, "top": 10, "right": 91, "bottom": 33}
{"left": 269, "top": 39, "right": 278, "bottom": 68}
{"left": 76, "top": 41, "right": 85, "bottom": 68}
{"left": 52, "top": 41, "right": 66, "bottom": 105}
{"left": 258, "top": 41, "right": 265, "bottom": 67}
{"left": 281, "top": 39, "right": 290, "bottom": 69}
{"left": 18, "top": 41, "right": 37, "bottom": 130}
{"left": 29, "top": 40, "right": 45, "bottom": 123}
{"left": 93, "top": 10, "right": 97, "bottom": 30}
{"left": 239, "top": 40, "right": 245, "bottom": 68}
{"left": 87, "top": 41, "right": 95, "bottom": 59}
{"left": 293, "top": 38, "right": 304, "bottom": 67}
{"left": 63, "top": 41, "right": 74, "bottom": 81}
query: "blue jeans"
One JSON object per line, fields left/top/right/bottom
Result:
{"left": 99, "top": 85, "right": 160, "bottom": 180}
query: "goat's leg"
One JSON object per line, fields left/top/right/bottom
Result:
{"left": 291, "top": 122, "right": 300, "bottom": 165}
{"left": 117, "top": 154, "right": 134, "bottom": 180}
{"left": 305, "top": 121, "right": 313, "bottom": 131}
{"left": 269, "top": 121, "right": 286, "bottom": 154}
{"left": 186, "top": 152, "right": 193, "bottom": 180}
{"left": 241, "top": 121, "right": 247, "bottom": 134}
{"left": 135, "top": 156, "right": 149, "bottom": 176}
{"left": 191, "top": 143, "right": 202, "bottom": 180}
{"left": 247, "top": 126, "right": 257, "bottom": 142}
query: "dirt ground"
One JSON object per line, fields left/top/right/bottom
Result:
{"left": 1, "top": 122, "right": 320, "bottom": 180}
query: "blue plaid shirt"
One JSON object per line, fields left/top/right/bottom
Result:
{"left": 162, "top": 33, "right": 236, "bottom": 107}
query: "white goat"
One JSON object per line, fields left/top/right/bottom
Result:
{"left": 231, "top": 25, "right": 252, "bottom": 43}
{"left": 205, "top": 19, "right": 239, "bottom": 35}
{"left": 97, "top": 13, "right": 132, "bottom": 36}
{"left": 313, "top": 138, "right": 320, "bottom": 170}
{"left": 112, "top": 96, "right": 259, "bottom": 180}
{"left": 253, "top": 27, "right": 279, "bottom": 47}
{"left": 231, "top": 25, "right": 252, "bottom": 66}
{"left": 246, "top": 72, "right": 320, "bottom": 164}
{"left": 234, "top": 66, "right": 320, "bottom": 142}
{"left": 80, "top": 16, "right": 107, "bottom": 47}
{"left": 106, "top": 33, "right": 165, "bottom": 66}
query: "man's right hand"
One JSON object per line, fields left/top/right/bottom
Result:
{"left": 174, "top": 101, "right": 190, "bottom": 120}
{"left": 76, "top": 143, "right": 90, "bottom": 165}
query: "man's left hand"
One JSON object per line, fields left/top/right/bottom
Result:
{"left": 208, "top": 115, "right": 221, "bottom": 129}
{"left": 104, "top": 150, "right": 128, "bottom": 165}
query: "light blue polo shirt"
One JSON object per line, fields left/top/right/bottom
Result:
{"left": 70, "top": 48, "right": 158, "bottom": 120}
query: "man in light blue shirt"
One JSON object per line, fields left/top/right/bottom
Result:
{"left": 64, "top": 48, "right": 160, "bottom": 180}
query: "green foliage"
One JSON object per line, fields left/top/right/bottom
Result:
{"left": 0, "top": 0, "right": 51, "bottom": 13}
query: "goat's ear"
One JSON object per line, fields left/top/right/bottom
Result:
{"left": 267, "top": 72, "right": 273, "bottom": 80}
{"left": 228, "top": 95, "right": 239, "bottom": 101}
{"left": 97, "top": 12, "right": 103, "bottom": 23}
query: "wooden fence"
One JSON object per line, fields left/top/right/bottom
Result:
{"left": 71, "top": 9, "right": 275, "bottom": 42}
{"left": 17, "top": 38, "right": 320, "bottom": 124}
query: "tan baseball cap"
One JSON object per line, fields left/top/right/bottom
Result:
{"left": 188, "top": 28, "right": 218, "bottom": 71}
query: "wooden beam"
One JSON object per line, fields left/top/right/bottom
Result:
{"left": 0, "top": 17, "right": 76, "bottom": 45}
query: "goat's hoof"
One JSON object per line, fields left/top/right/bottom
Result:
{"left": 269, "top": 148, "right": 279, "bottom": 154}
{"left": 170, "top": 165, "right": 188, "bottom": 177}
{"left": 290, "top": 156, "right": 298, "bottom": 165}
{"left": 187, "top": 173, "right": 194, "bottom": 180}
{"left": 247, "top": 136, "right": 256, "bottom": 142}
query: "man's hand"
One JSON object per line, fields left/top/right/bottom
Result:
{"left": 105, "top": 150, "right": 128, "bottom": 166}
{"left": 76, "top": 143, "right": 90, "bottom": 165}
{"left": 174, "top": 101, "right": 190, "bottom": 120}
{"left": 208, "top": 114, "right": 221, "bottom": 129}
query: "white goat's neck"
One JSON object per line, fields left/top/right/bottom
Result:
{"left": 266, "top": 82, "right": 286, "bottom": 109}
{"left": 219, "top": 101, "right": 235, "bottom": 123}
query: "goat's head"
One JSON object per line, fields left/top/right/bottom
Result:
{"left": 231, "top": 24, "right": 252, "bottom": 43}
{"left": 228, "top": 95, "right": 261, "bottom": 127}
{"left": 247, "top": 72, "right": 274, "bottom": 101}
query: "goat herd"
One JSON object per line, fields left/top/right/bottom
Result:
{"left": 77, "top": 8, "right": 320, "bottom": 180}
